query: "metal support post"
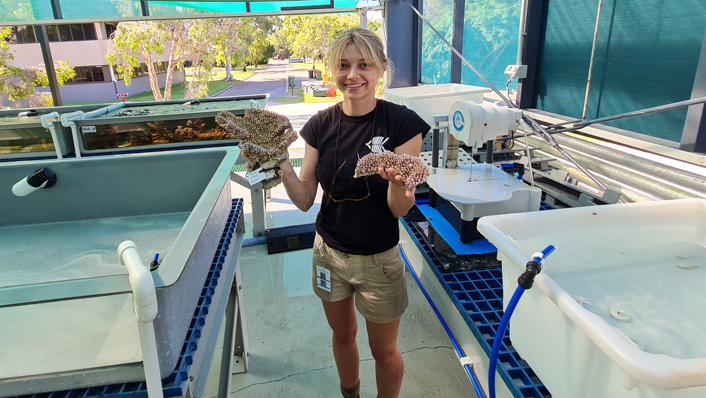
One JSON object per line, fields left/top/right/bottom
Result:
{"left": 485, "top": 139, "right": 494, "bottom": 163}
{"left": 230, "top": 172, "right": 267, "bottom": 238}
{"left": 35, "top": 25, "right": 62, "bottom": 106}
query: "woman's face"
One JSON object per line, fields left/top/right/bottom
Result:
{"left": 335, "top": 43, "right": 383, "bottom": 103}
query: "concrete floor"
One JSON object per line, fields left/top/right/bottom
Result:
{"left": 201, "top": 168, "right": 477, "bottom": 397}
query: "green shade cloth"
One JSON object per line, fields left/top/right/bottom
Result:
{"left": 535, "top": 0, "right": 705, "bottom": 142}
{"left": 0, "top": 0, "right": 366, "bottom": 24}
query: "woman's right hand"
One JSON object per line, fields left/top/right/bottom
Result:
{"left": 238, "top": 144, "right": 251, "bottom": 169}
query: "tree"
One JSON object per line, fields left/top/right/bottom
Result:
{"left": 240, "top": 17, "right": 277, "bottom": 71}
{"left": 268, "top": 28, "right": 290, "bottom": 59}
{"left": 281, "top": 14, "right": 358, "bottom": 71}
{"left": 106, "top": 20, "right": 189, "bottom": 101}
{"left": 182, "top": 19, "right": 220, "bottom": 99}
{"left": 211, "top": 18, "right": 248, "bottom": 81}
{"left": 420, "top": 0, "right": 519, "bottom": 86}
{"left": 0, "top": 27, "right": 75, "bottom": 108}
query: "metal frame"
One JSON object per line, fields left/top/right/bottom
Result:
{"left": 35, "top": 25, "right": 63, "bottom": 106}
{"left": 450, "top": 0, "right": 465, "bottom": 84}
{"left": 385, "top": 0, "right": 423, "bottom": 87}
{"left": 0, "top": 5, "right": 384, "bottom": 26}
{"left": 230, "top": 172, "right": 268, "bottom": 238}
{"left": 516, "top": 0, "right": 543, "bottom": 109}
{"left": 680, "top": 27, "right": 706, "bottom": 153}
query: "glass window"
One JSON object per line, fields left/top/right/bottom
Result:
{"left": 70, "top": 24, "right": 85, "bottom": 41}
{"left": 92, "top": 66, "right": 105, "bottom": 81}
{"left": 421, "top": 0, "right": 453, "bottom": 84}
{"left": 105, "top": 23, "right": 118, "bottom": 38}
{"left": 67, "top": 66, "right": 107, "bottom": 84}
{"left": 83, "top": 24, "right": 97, "bottom": 40}
{"left": 58, "top": 25, "right": 72, "bottom": 41}
{"left": 13, "top": 26, "right": 37, "bottom": 44}
{"left": 46, "top": 25, "right": 59, "bottom": 42}
{"left": 460, "top": 0, "right": 521, "bottom": 90}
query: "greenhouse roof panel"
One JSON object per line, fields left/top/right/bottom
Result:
{"left": 0, "top": 0, "right": 374, "bottom": 25}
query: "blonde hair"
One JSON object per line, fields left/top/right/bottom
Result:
{"left": 327, "top": 27, "right": 394, "bottom": 89}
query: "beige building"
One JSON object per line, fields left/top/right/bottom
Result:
{"left": 7, "top": 22, "right": 185, "bottom": 103}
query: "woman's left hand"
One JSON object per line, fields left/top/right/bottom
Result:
{"left": 378, "top": 167, "right": 415, "bottom": 197}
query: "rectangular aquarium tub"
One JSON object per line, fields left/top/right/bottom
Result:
{"left": 0, "top": 104, "right": 107, "bottom": 161}
{"left": 66, "top": 94, "right": 268, "bottom": 156}
{"left": 477, "top": 199, "right": 706, "bottom": 398}
{"left": 0, "top": 147, "right": 242, "bottom": 396}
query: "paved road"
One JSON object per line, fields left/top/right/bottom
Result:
{"left": 214, "top": 59, "right": 335, "bottom": 144}
{"left": 215, "top": 59, "right": 308, "bottom": 102}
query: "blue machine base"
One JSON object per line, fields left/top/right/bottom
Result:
{"left": 416, "top": 204, "right": 496, "bottom": 255}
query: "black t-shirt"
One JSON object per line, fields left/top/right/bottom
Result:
{"left": 300, "top": 99, "right": 430, "bottom": 255}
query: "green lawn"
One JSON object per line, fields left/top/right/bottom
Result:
{"left": 288, "top": 61, "right": 326, "bottom": 71}
{"left": 272, "top": 86, "right": 342, "bottom": 104}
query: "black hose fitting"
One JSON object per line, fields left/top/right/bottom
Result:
{"left": 517, "top": 259, "right": 542, "bottom": 290}
{"left": 26, "top": 168, "right": 57, "bottom": 188}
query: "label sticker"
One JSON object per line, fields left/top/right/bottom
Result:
{"left": 81, "top": 126, "right": 97, "bottom": 133}
{"left": 316, "top": 265, "right": 331, "bottom": 292}
{"left": 245, "top": 167, "right": 266, "bottom": 185}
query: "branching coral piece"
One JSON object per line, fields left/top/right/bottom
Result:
{"left": 215, "top": 109, "right": 296, "bottom": 188}
{"left": 354, "top": 151, "right": 430, "bottom": 190}
{"left": 129, "top": 130, "right": 153, "bottom": 146}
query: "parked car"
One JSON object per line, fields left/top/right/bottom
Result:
{"left": 288, "top": 57, "right": 304, "bottom": 63}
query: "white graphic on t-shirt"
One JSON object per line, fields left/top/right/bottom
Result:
{"left": 366, "top": 136, "right": 389, "bottom": 153}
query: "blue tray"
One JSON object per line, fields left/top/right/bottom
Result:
{"left": 401, "top": 213, "right": 551, "bottom": 398}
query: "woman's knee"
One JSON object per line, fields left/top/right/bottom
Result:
{"left": 369, "top": 344, "right": 400, "bottom": 363}
{"left": 332, "top": 324, "right": 358, "bottom": 345}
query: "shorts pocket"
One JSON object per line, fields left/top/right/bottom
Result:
{"left": 312, "top": 233, "right": 326, "bottom": 265}
{"left": 374, "top": 247, "right": 404, "bottom": 283}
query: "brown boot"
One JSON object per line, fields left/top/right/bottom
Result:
{"left": 341, "top": 380, "right": 361, "bottom": 398}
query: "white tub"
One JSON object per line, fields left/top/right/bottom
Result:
{"left": 477, "top": 199, "right": 706, "bottom": 398}
{"left": 383, "top": 83, "right": 491, "bottom": 125}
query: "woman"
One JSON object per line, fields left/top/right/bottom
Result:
{"left": 280, "top": 27, "right": 430, "bottom": 398}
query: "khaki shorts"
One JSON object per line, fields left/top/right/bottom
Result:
{"left": 311, "top": 233, "right": 408, "bottom": 324}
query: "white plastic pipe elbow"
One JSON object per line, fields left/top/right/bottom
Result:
{"left": 118, "top": 240, "right": 158, "bottom": 323}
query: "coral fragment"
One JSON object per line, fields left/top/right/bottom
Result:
{"left": 216, "top": 108, "right": 295, "bottom": 188}
{"left": 354, "top": 151, "right": 430, "bottom": 190}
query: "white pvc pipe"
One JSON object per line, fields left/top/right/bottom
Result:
{"left": 118, "top": 240, "right": 164, "bottom": 398}
{"left": 60, "top": 111, "right": 84, "bottom": 158}
{"left": 40, "top": 112, "right": 62, "bottom": 159}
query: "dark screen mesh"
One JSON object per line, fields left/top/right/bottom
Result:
{"left": 535, "top": 0, "right": 705, "bottom": 142}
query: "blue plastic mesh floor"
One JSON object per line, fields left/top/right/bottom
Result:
{"left": 401, "top": 214, "right": 551, "bottom": 398}
{"left": 11, "top": 199, "right": 243, "bottom": 398}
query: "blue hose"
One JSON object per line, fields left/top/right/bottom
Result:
{"left": 488, "top": 285, "right": 524, "bottom": 398}
{"left": 488, "top": 245, "right": 554, "bottom": 398}
{"left": 400, "top": 248, "right": 486, "bottom": 398}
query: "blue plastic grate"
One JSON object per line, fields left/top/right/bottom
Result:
{"left": 12, "top": 199, "right": 243, "bottom": 398}
{"left": 402, "top": 215, "right": 551, "bottom": 398}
